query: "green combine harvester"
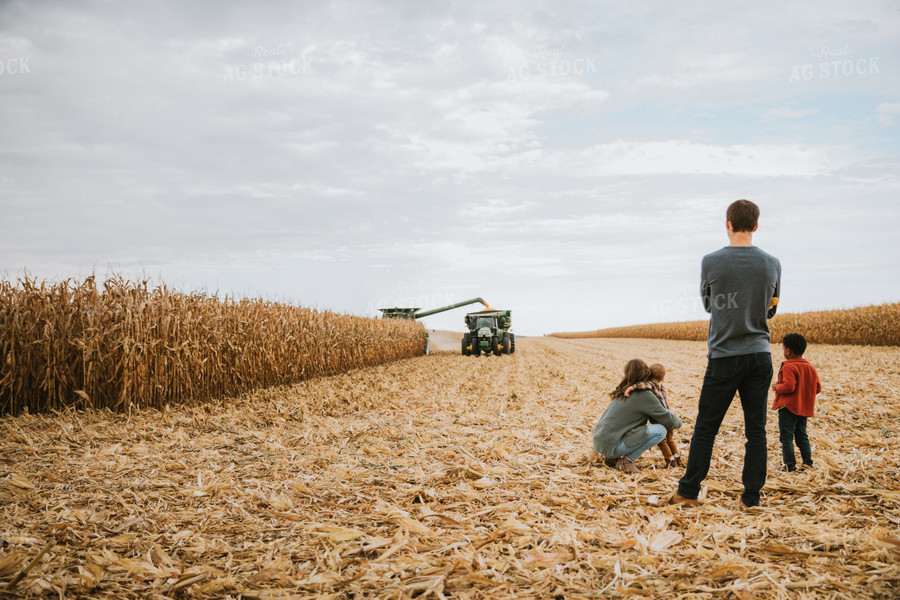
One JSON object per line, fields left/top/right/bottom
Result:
{"left": 378, "top": 297, "right": 515, "bottom": 356}
{"left": 378, "top": 297, "right": 489, "bottom": 322}
{"left": 379, "top": 297, "right": 490, "bottom": 355}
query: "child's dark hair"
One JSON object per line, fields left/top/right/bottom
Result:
{"left": 783, "top": 332, "right": 807, "bottom": 356}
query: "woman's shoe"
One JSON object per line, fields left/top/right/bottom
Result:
{"left": 615, "top": 457, "right": 639, "bottom": 473}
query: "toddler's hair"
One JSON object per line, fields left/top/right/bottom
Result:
{"left": 649, "top": 363, "right": 666, "bottom": 380}
{"left": 782, "top": 332, "right": 808, "bottom": 356}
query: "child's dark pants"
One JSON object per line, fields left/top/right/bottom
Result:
{"left": 778, "top": 407, "right": 812, "bottom": 471}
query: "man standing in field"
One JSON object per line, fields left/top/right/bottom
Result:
{"left": 670, "top": 200, "right": 781, "bottom": 509}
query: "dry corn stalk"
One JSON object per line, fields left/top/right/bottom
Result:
{"left": 0, "top": 275, "right": 425, "bottom": 415}
{"left": 551, "top": 302, "right": 900, "bottom": 346}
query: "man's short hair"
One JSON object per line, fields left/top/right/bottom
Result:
{"left": 727, "top": 199, "right": 760, "bottom": 232}
{"left": 782, "top": 332, "right": 808, "bottom": 356}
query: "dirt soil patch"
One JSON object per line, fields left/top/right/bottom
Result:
{"left": 428, "top": 330, "right": 464, "bottom": 352}
{"left": 1, "top": 338, "right": 898, "bottom": 598}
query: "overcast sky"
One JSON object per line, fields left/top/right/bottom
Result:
{"left": 1, "top": 1, "right": 898, "bottom": 335}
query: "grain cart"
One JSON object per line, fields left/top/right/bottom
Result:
{"left": 462, "top": 309, "right": 515, "bottom": 356}
{"left": 379, "top": 298, "right": 490, "bottom": 355}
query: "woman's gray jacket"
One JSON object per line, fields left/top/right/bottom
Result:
{"left": 592, "top": 389, "right": 683, "bottom": 457}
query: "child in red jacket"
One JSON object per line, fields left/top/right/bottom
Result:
{"left": 772, "top": 333, "right": 822, "bottom": 472}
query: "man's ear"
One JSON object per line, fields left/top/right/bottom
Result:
{"left": 726, "top": 219, "right": 733, "bottom": 233}
{"left": 753, "top": 223, "right": 759, "bottom": 232}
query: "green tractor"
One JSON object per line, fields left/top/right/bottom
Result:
{"left": 462, "top": 309, "right": 515, "bottom": 356}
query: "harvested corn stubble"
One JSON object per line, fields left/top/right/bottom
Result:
{"left": 1, "top": 337, "right": 898, "bottom": 598}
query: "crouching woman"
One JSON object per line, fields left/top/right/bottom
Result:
{"left": 593, "top": 358, "right": 683, "bottom": 473}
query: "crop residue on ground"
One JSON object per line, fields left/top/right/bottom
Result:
{"left": 1, "top": 337, "right": 898, "bottom": 598}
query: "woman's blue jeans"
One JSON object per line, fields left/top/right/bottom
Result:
{"left": 611, "top": 424, "right": 667, "bottom": 461}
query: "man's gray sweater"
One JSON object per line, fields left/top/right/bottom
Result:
{"left": 701, "top": 246, "right": 781, "bottom": 358}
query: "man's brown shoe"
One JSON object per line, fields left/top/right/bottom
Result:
{"left": 604, "top": 457, "right": 618, "bottom": 468}
{"left": 668, "top": 493, "right": 699, "bottom": 507}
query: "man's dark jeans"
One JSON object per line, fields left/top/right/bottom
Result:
{"left": 778, "top": 407, "right": 812, "bottom": 470}
{"left": 677, "top": 352, "right": 773, "bottom": 507}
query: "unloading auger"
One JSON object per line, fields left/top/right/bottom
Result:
{"left": 378, "top": 298, "right": 514, "bottom": 356}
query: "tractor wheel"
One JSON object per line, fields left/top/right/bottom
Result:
{"left": 502, "top": 332, "right": 511, "bottom": 354}
{"left": 510, "top": 333, "right": 516, "bottom": 353}
{"left": 491, "top": 336, "right": 500, "bottom": 356}
{"left": 461, "top": 333, "right": 471, "bottom": 356}
{"left": 471, "top": 337, "right": 480, "bottom": 356}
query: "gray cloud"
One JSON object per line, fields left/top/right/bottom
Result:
{"left": 1, "top": 0, "right": 899, "bottom": 334}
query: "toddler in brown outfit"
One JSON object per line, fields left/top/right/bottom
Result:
{"left": 623, "top": 363, "right": 682, "bottom": 467}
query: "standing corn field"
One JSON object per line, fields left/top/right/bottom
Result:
{"left": 551, "top": 303, "right": 900, "bottom": 346}
{"left": 0, "top": 275, "right": 426, "bottom": 416}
